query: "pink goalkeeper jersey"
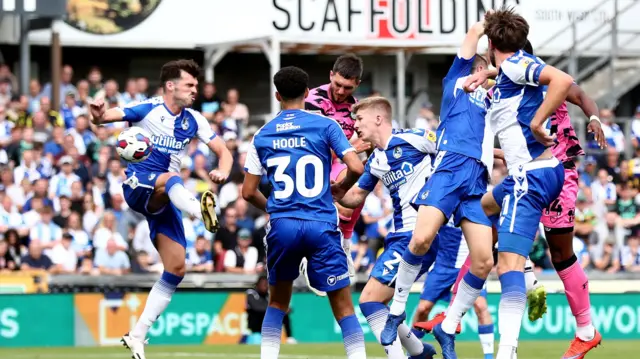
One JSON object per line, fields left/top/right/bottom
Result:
{"left": 305, "top": 84, "right": 358, "bottom": 140}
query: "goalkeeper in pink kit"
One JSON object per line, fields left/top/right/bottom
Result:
{"left": 301, "top": 54, "right": 370, "bottom": 293}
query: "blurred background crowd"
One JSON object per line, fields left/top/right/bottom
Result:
{"left": 1, "top": 63, "right": 640, "bottom": 277}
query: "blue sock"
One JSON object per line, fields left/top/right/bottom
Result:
{"left": 478, "top": 324, "right": 495, "bottom": 356}
{"left": 338, "top": 314, "right": 366, "bottom": 358}
{"left": 402, "top": 247, "right": 424, "bottom": 266}
{"left": 498, "top": 271, "right": 526, "bottom": 349}
{"left": 464, "top": 271, "right": 486, "bottom": 290}
{"left": 412, "top": 327, "right": 426, "bottom": 339}
{"left": 261, "top": 307, "right": 285, "bottom": 357}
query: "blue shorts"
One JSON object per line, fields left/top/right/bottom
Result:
{"left": 370, "top": 231, "right": 438, "bottom": 287}
{"left": 413, "top": 151, "right": 491, "bottom": 227}
{"left": 492, "top": 158, "right": 565, "bottom": 257}
{"left": 420, "top": 267, "right": 488, "bottom": 302}
{"left": 265, "top": 218, "right": 349, "bottom": 292}
{"left": 122, "top": 171, "right": 187, "bottom": 248}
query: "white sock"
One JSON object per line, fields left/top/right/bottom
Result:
{"left": 389, "top": 259, "right": 422, "bottom": 316}
{"left": 524, "top": 258, "right": 537, "bottom": 291}
{"left": 497, "top": 273, "right": 526, "bottom": 359}
{"left": 363, "top": 305, "right": 405, "bottom": 359}
{"left": 398, "top": 323, "right": 424, "bottom": 356}
{"left": 167, "top": 182, "right": 202, "bottom": 220}
{"left": 479, "top": 333, "right": 495, "bottom": 355}
{"left": 442, "top": 275, "right": 483, "bottom": 334}
{"left": 131, "top": 274, "right": 180, "bottom": 339}
{"left": 576, "top": 325, "right": 596, "bottom": 341}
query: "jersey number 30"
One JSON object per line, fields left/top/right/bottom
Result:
{"left": 266, "top": 155, "right": 323, "bottom": 199}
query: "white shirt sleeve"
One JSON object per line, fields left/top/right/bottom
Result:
{"left": 244, "top": 139, "right": 264, "bottom": 175}
{"left": 224, "top": 250, "right": 237, "bottom": 268}
{"left": 190, "top": 109, "right": 217, "bottom": 143}
{"left": 501, "top": 56, "right": 546, "bottom": 87}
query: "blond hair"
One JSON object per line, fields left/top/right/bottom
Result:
{"left": 351, "top": 96, "right": 392, "bottom": 122}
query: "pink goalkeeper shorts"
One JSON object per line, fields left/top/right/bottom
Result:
{"left": 540, "top": 167, "right": 578, "bottom": 230}
{"left": 330, "top": 161, "right": 364, "bottom": 239}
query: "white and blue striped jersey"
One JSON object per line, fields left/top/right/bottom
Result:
{"left": 487, "top": 50, "right": 547, "bottom": 171}
{"left": 357, "top": 128, "right": 437, "bottom": 233}
{"left": 244, "top": 109, "right": 354, "bottom": 224}
{"left": 117, "top": 97, "right": 217, "bottom": 174}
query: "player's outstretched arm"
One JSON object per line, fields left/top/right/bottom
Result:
{"left": 530, "top": 66, "right": 574, "bottom": 146}
{"left": 463, "top": 68, "right": 498, "bottom": 92}
{"left": 565, "top": 84, "right": 606, "bottom": 149}
{"left": 339, "top": 185, "right": 371, "bottom": 209}
{"left": 207, "top": 136, "right": 234, "bottom": 184}
{"left": 242, "top": 173, "right": 267, "bottom": 212}
{"left": 459, "top": 20, "right": 486, "bottom": 59}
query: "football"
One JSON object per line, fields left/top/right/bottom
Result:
{"left": 116, "top": 127, "right": 153, "bottom": 163}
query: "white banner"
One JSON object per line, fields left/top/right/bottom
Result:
{"left": 13, "top": 0, "right": 640, "bottom": 56}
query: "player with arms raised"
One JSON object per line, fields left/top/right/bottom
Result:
{"left": 463, "top": 38, "right": 606, "bottom": 359}
{"left": 337, "top": 97, "right": 438, "bottom": 359}
{"left": 473, "top": 9, "right": 571, "bottom": 359}
{"left": 380, "top": 19, "right": 497, "bottom": 358}
{"left": 303, "top": 54, "right": 369, "bottom": 290}
{"left": 242, "top": 66, "right": 366, "bottom": 359}
{"left": 89, "top": 59, "right": 233, "bottom": 359}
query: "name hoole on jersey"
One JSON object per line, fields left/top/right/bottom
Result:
{"left": 367, "top": 130, "right": 436, "bottom": 232}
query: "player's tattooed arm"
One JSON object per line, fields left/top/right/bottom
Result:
{"left": 565, "top": 84, "right": 606, "bottom": 149}
{"left": 242, "top": 173, "right": 267, "bottom": 212}
{"left": 530, "top": 66, "right": 574, "bottom": 147}
{"left": 338, "top": 185, "right": 370, "bottom": 209}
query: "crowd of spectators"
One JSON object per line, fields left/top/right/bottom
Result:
{"left": 0, "top": 62, "right": 639, "bottom": 278}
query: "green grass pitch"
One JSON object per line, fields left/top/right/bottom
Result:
{"left": 0, "top": 340, "right": 631, "bottom": 359}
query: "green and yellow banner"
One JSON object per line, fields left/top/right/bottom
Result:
{"left": 1, "top": 292, "right": 639, "bottom": 347}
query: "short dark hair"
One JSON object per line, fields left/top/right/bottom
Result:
{"left": 332, "top": 54, "right": 363, "bottom": 81}
{"left": 485, "top": 7, "right": 529, "bottom": 53}
{"left": 523, "top": 40, "right": 534, "bottom": 55}
{"left": 273, "top": 66, "right": 309, "bottom": 101}
{"left": 472, "top": 56, "right": 489, "bottom": 71}
{"left": 160, "top": 59, "right": 201, "bottom": 88}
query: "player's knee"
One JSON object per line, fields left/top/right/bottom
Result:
{"left": 471, "top": 254, "right": 494, "bottom": 276}
{"left": 416, "top": 300, "right": 434, "bottom": 317}
{"left": 496, "top": 252, "right": 523, "bottom": 275}
{"left": 328, "top": 287, "right": 356, "bottom": 321}
{"left": 165, "top": 263, "right": 186, "bottom": 278}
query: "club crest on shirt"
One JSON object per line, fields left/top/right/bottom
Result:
{"left": 181, "top": 117, "right": 189, "bottom": 130}
{"left": 393, "top": 147, "right": 402, "bottom": 159}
